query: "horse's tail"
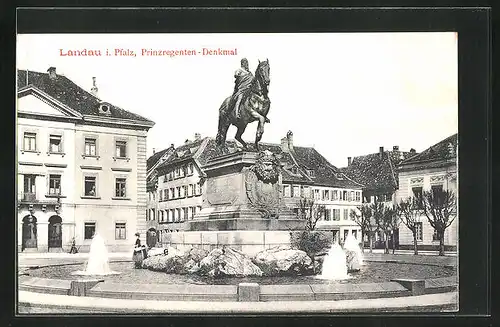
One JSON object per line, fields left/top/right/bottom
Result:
{"left": 216, "top": 97, "right": 231, "bottom": 146}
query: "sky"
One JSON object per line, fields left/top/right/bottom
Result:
{"left": 16, "top": 33, "right": 458, "bottom": 167}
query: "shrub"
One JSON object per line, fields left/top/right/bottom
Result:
{"left": 290, "top": 230, "right": 332, "bottom": 257}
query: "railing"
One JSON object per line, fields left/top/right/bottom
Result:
{"left": 19, "top": 192, "right": 37, "bottom": 202}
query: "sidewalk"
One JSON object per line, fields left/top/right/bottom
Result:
{"left": 367, "top": 248, "right": 457, "bottom": 256}
{"left": 18, "top": 290, "right": 458, "bottom": 313}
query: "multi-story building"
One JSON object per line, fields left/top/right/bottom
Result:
{"left": 17, "top": 67, "right": 154, "bottom": 252}
{"left": 396, "top": 133, "right": 458, "bottom": 251}
{"left": 145, "top": 145, "right": 175, "bottom": 246}
{"left": 340, "top": 146, "right": 417, "bottom": 247}
{"left": 149, "top": 131, "right": 363, "bottom": 244}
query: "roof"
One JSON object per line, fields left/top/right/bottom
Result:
{"left": 340, "top": 150, "right": 417, "bottom": 193}
{"left": 400, "top": 133, "right": 458, "bottom": 166}
{"left": 156, "top": 137, "right": 362, "bottom": 189}
{"left": 147, "top": 147, "right": 174, "bottom": 172}
{"left": 17, "top": 69, "right": 153, "bottom": 124}
{"left": 157, "top": 138, "right": 208, "bottom": 170}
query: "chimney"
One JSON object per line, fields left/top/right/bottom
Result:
{"left": 47, "top": 67, "right": 57, "bottom": 80}
{"left": 410, "top": 148, "right": 416, "bottom": 154}
{"left": 184, "top": 139, "right": 190, "bottom": 145}
{"left": 170, "top": 144, "right": 175, "bottom": 149}
{"left": 153, "top": 148, "right": 156, "bottom": 154}
{"left": 393, "top": 145, "right": 399, "bottom": 151}
{"left": 348, "top": 157, "right": 352, "bottom": 166}
{"left": 91, "top": 77, "right": 99, "bottom": 97}
{"left": 379, "top": 146, "right": 384, "bottom": 158}
{"left": 280, "top": 137, "right": 289, "bottom": 153}
{"left": 287, "top": 130, "right": 294, "bottom": 151}
{"left": 194, "top": 133, "right": 201, "bottom": 141}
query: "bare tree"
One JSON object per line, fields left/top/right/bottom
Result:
{"left": 396, "top": 197, "right": 422, "bottom": 255}
{"left": 369, "top": 197, "right": 385, "bottom": 252}
{"left": 387, "top": 206, "right": 401, "bottom": 254}
{"left": 374, "top": 204, "right": 396, "bottom": 254}
{"left": 350, "top": 204, "right": 375, "bottom": 253}
{"left": 297, "top": 197, "right": 326, "bottom": 231}
{"left": 422, "top": 189, "right": 457, "bottom": 256}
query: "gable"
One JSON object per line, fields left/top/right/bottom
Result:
{"left": 18, "top": 93, "right": 75, "bottom": 118}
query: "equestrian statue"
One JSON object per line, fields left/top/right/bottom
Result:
{"left": 216, "top": 58, "right": 271, "bottom": 151}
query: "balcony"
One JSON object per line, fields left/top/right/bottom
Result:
{"left": 19, "top": 192, "right": 37, "bottom": 202}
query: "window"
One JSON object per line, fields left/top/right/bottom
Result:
{"left": 152, "top": 210, "right": 156, "bottom": 220}
{"left": 170, "top": 188, "right": 175, "bottom": 199}
{"left": 170, "top": 209, "right": 175, "bottom": 222}
{"left": 431, "top": 185, "right": 444, "bottom": 206}
{"left": 323, "top": 190, "right": 330, "bottom": 201}
{"left": 146, "top": 209, "right": 150, "bottom": 221}
{"left": 49, "top": 135, "right": 62, "bottom": 153}
{"left": 363, "top": 195, "right": 371, "bottom": 203}
{"left": 49, "top": 174, "right": 61, "bottom": 195}
{"left": 190, "top": 207, "right": 196, "bottom": 219}
{"left": 324, "top": 209, "right": 331, "bottom": 221}
{"left": 164, "top": 189, "right": 169, "bottom": 200}
{"left": 283, "top": 185, "right": 291, "bottom": 197}
{"left": 355, "top": 191, "right": 361, "bottom": 202}
{"left": 115, "top": 222, "right": 126, "bottom": 240}
{"left": 188, "top": 163, "right": 194, "bottom": 175}
{"left": 343, "top": 209, "right": 349, "bottom": 220}
{"left": 176, "top": 208, "right": 181, "bottom": 222}
{"left": 412, "top": 187, "right": 423, "bottom": 208}
{"left": 332, "top": 209, "right": 340, "bottom": 221}
{"left": 302, "top": 186, "right": 310, "bottom": 198}
{"left": 415, "top": 222, "right": 423, "bottom": 241}
{"left": 115, "top": 178, "right": 126, "bottom": 197}
{"left": 196, "top": 183, "right": 202, "bottom": 195}
{"left": 293, "top": 186, "right": 300, "bottom": 198}
{"left": 332, "top": 190, "right": 339, "bottom": 200}
{"left": 84, "top": 222, "right": 96, "bottom": 240}
{"left": 188, "top": 184, "right": 194, "bottom": 196}
{"left": 176, "top": 187, "right": 181, "bottom": 198}
{"left": 24, "top": 174, "right": 36, "bottom": 194}
{"left": 349, "top": 191, "right": 354, "bottom": 202}
{"left": 183, "top": 207, "right": 189, "bottom": 221}
{"left": 342, "top": 191, "right": 348, "bottom": 201}
{"left": 84, "top": 176, "right": 97, "bottom": 196}
{"left": 159, "top": 190, "right": 163, "bottom": 201}
{"left": 84, "top": 138, "right": 97, "bottom": 156}
{"left": 183, "top": 185, "right": 188, "bottom": 198}
{"left": 197, "top": 206, "right": 202, "bottom": 213}
{"left": 23, "top": 132, "right": 37, "bottom": 151}
{"left": 161, "top": 210, "right": 165, "bottom": 222}
{"left": 115, "top": 141, "right": 127, "bottom": 158}
{"left": 433, "top": 228, "right": 441, "bottom": 241}
{"left": 314, "top": 189, "right": 320, "bottom": 200}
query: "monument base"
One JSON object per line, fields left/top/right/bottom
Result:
{"left": 164, "top": 230, "right": 295, "bottom": 256}
{"left": 189, "top": 150, "right": 305, "bottom": 232}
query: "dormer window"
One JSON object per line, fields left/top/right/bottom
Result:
{"left": 307, "top": 169, "right": 315, "bottom": 177}
{"left": 99, "top": 102, "right": 112, "bottom": 116}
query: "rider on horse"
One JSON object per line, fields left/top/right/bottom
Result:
{"left": 231, "top": 58, "right": 254, "bottom": 119}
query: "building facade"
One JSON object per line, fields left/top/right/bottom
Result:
{"left": 341, "top": 146, "right": 417, "bottom": 247}
{"left": 17, "top": 68, "right": 154, "bottom": 252}
{"left": 146, "top": 131, "right": 363, "bottom": 243}
{"left": 396, "top": 133, "right": 458, "bottom": 251}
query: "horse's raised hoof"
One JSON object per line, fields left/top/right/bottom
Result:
{"left": 265, "top": 118, "right": 270, "bottom": 123}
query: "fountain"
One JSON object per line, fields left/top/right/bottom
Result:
{"left": 344, "top": 233, "right": 364, "bottom": 266}
{"left": 72, "top": 233, "right": 120, "bottom": 276}
{"left": 317, "top": 242, "right": 350, "bottom": 280}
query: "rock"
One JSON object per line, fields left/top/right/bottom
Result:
{"left": 345, "top": 250, "right": 361, "bottom": 272}
{"left": 196, "top": 247, "right": 263, "bottom": 277}
{"left": 142, "top": 247, "right": 209, "bottom": 274}
{"left": 147, "top": 247, "right": 168, "bottom": 257}
{"left": 253, "top": 246, "right": 314, "bottom": 276}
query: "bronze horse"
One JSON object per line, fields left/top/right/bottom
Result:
{"left": 216, "top": 59, "right": 271, "bottom": 151}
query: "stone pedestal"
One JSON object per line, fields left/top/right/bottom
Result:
{"left": 189, "top": 151, "right": 304, "bottom": 232}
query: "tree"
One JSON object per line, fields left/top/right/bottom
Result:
{"left": 396, "top": 197, "right": 422, "bottom": 255}
{"left": 421, "top": 188, "right": 457, "bottom": 256}
{"left": 296, "top": 197, "right": 326, "bottom": 231}
{"left": 387, "top": 206, "right": 401, "bottom": 254}
{"left": 369, "top": 197, "right": 385, "bottom": 252}
{"left": 350, "top": 204, "right": 375, "bottom": 253}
